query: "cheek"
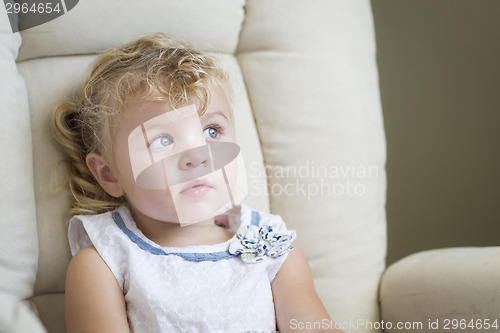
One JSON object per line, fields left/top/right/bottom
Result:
{"left": 225, "top": 152, "right": 248, "bottom": 203}
{"left": 113, "top": 143, "right": 135, "bottom": 183}
{"left": 126, "top": 185, "right": 173, "bottom": 203}
{"left": 125, "top": 187, "right": 180, "bottom": 220}
{"left": 223, "top": 158, "right": 239, "bottom": 194}
{"left": 225, "top": 128, "right": 237, "bottom": 143}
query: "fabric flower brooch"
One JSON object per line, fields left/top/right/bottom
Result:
{"left": 229, "top": 221, "right": 296, "bottom": 263}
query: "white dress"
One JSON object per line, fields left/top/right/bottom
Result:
{"left": 68, "top": 203, "right": 296, "bottom": 333}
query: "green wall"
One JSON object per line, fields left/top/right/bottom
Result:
{"left": 371, "top": 0, "right": 500, "bottom": 265}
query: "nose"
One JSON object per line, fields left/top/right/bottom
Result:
{"left": 178, "top": 145, "right": 210, "bottom": 170}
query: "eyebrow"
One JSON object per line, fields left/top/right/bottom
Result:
{"left": 202, "top": 110, "right": 231, "bottom": 122}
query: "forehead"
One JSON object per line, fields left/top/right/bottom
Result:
{"left": 118, "top": 84, "right": 232, "bottom": 135}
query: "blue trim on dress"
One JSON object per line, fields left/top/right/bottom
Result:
{"left": 112, "top": 212, "right": 236, "bottom": 262}
{"left": 250, "top": 210, "right": 260, "bottom": 226}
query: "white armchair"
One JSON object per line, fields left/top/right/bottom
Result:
{"left": 1, "top": 1, "right": 388, "bottom": 332}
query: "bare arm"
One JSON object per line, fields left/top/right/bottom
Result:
{"left": 272, "top": 243, "right": 344, "bottom": 333}
{"left": 65, "top": 246, "right": 130, "bottom": 333}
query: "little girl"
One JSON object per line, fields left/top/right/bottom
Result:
{"left": 53, "top": 33, "right": 342, "bottom": 333}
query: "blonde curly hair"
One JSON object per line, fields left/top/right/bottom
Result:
{"left": 52, "top": 33, "right": 230, "bottom": 215}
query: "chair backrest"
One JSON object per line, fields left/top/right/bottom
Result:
{"left": 0, "top": 1, "right": 386, "bottom": 332}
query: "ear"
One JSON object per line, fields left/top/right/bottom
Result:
{"left": 86, "top": 153, "right": 124, "bottom": 198}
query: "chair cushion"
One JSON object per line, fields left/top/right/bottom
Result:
{"left": 237, "top": 0, "right": 386, "bottom": 327}
{"left": 0, "top": 7, "right": 38, "bottom": 301}
{"left": 4, "top": 0, "right": 386, "bottom": 332}
{"left": 17, "top": 0, "right": 245, "bottom": 61}
{"left": 380, "top": 247, "right": 500, "bottom": 331}
{"left": 0, "top": 293, "right": 46, "bottom": 333}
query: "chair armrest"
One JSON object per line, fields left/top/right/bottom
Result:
{"left": 0, "top": 293, "right": 46, "bottom": 333}
{"left": 379, "top": 247, "right": 500, "bottom": 332}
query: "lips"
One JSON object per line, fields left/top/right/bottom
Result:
{"left": 180, "top": 178, "right": 213, "bottom": 197}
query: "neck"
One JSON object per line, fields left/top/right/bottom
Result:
{"left": 128, "top": 205, "right": 233, "bottom": 248}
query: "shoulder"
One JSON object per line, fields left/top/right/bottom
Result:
{"left": 271, "top": 242, "right": 315, "bottom": 307}
{"left": 70, "top": 245, "right": 100, "bottom": 261}
{"left": 68, "top": 207, "right": 125, "bottom": 257}
{"left": 69, "top": 210, "right": 116, "bottom": 235}
{"left": 67, "top": 246, "right": 113, "bottom": 283}
{"left": 271, "top": 243, "right": 336, "bottom": 331}
{"left": 272, "top": 242, "right": 309, "bottom": 281}
{"left": 65, "top": 246, "right": 129, "bottom": 333}
{"left": 67, "top": 245, "right": 124, "bottom": 292}
{"left": 66, "top": 246, "right": 120, "bottom": 304}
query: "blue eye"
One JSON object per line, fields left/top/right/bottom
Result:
{"left": 149, "top": 135, "right": 173, "bottom": 148}
{"left": 203, "top": 126, "right": 219, "bottom": 139}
